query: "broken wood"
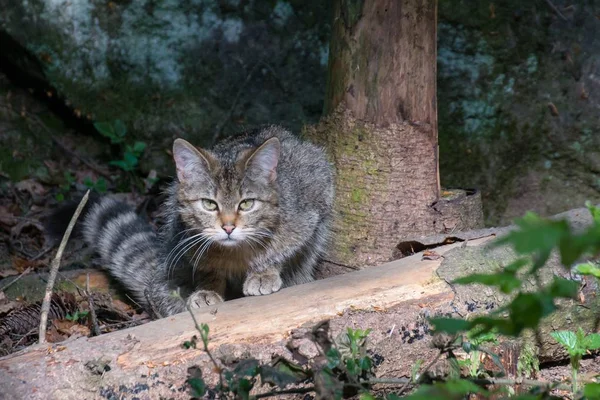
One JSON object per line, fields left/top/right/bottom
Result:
{"left": 0, "top": 206, "right": 598, "bottom": 400}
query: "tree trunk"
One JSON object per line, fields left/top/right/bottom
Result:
{"left": 308, "top": 0, "right": 442, "bottom": 267}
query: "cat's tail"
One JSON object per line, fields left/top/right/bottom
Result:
{"left": 44, "top": 196, "right": 158, "bottom": 308}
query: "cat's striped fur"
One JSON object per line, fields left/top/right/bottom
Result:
{"left": 73, "top": 126, "right": 334, "bottom": 317}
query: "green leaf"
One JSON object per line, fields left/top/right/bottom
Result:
{"left": 497, "top": 212, "right": 569, "bottom": 259}
{"left": 576, "top": 262, "right": 600, "bottom": 278}
{"left": 586, "top": 201, "right": 600, "bottom": 224}
{"left": 114, "top": 119, "right": 127, "bottom": 138}
{"left": 550, "top": 331, "right": 579, "bottom": 355}
{"left": 233, "top": 358, "right": 259, "bottom": 378}
{"left": 123, "top": 152, "right": 139, "bottom": 168}
{"left": 403, "top": 379, "right": 487, "bottom": 400}
{"left": 583, "top": 333, "right": 600, "bottom": 351}
{"left": 94, "top": 121, "right": 115, "bottom": 139}
{"left": 83, "top": 177, "right": 93, "bottom": 188}
{"left": 453, "top": 271, "right": 522, "bottom": 294}
{"left": 509, "top": 293, "right": 556, "bottom": 332}
{"left": 132, "top": 141, "right": 147, "bottom": 154}
{"left": 236, "top": 378, "right": 253, "bottom": 400}
{"left": 260, "top": 365, "right": 304, "bottom": 388}
{"left": 584, "top": 383, "right": 600, "bottom": 398}
{"left": 429, "top": 318, "right": 470, "bottom": 334}
{"left": 55, "top": 192, "right": 65, "bottom": 202}
{"left": 547, "top": 277, "right": 579, "bottom": 299}
{"left": 269, "top": 356, "right": 311, "bottom": 384}
{"left": 95, "top": 178, "right": 107, "bottom": 193}
{"left": 187, "top": 377, "right": 206, "bottom": 397}
{"left": 109, "top": 160, "right": 129, "bottom": 171}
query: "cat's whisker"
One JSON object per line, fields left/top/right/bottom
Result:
{"left": 191, "top": 238, "right": 214, "bottom": 278}
{"left": 169, "top": 237, "right": 208, "bottom": 279}
{"left": 165, "top": 233, "right": 207, "bottom": 278}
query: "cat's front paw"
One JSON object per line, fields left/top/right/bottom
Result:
{"left": 186, "top": 290, "right": 224, "bottom": 309}
{"left": 243, "top": 270, "right": 283, "bottom": 296}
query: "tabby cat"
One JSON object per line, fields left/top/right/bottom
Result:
{"left": 76, "top": 126, "right": 334, "bottom": 317}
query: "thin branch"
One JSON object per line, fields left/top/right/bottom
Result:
{"left": 322, "top": 258, "right": 360, "bottom": 271}
{"left": 544, "top": 0, "right": 568, "bottom": 21}
{"left": 185, "top": 301, "right": 224, "bottom": 390}
{"left": 86, "top": 273, "right": 101, "bottom": 337}
{"left": 38, "top": 190, "right": 90, "bottom": 344}
{"left": 252, "top": 386, "right": 315, "bottom": 399}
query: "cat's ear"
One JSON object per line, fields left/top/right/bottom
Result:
{"left": 173, "top": 139, "right": 214, "bottom": 182}
{"left": 245, "top": 137, "right": 280, "bottom": 183}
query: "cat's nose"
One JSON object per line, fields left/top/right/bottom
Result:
{"left": 222, "top": 224, "right": 235, "bottom": 235}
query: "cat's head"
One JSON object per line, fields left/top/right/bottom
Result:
{"left": 172, "top": 137, "right": 280, "bottom": 248}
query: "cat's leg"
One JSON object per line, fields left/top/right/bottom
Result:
{"left": 186, "top": 272, "right": 226, "bottom": 308}
{"left": 243, "top": 213, "right": 330, "bottom": 296}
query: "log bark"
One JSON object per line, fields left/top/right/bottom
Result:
{"left": 307, "top": 0, "right": 450, "bottom": 267}
{"left": 0, "top": 206, "right": 598, "bottom": 400}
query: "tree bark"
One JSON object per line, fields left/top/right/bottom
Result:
{"left": 309, "top": 0, "right": 443, "bottom": 267}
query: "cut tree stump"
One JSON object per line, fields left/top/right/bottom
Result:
{"left": 0, "top": 207, "right": 598, "bottom": 400}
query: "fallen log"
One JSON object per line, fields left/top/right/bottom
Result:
{"left": 0, "top": 206, "right": 598, "bottom": 400}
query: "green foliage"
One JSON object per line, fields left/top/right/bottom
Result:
{"left": 64, "top": 310, "right": 89, "bottom": 322}
{"left": 83, "top": 177, "right": 107, "bottom": 193}
{"left": 177, "top": 204, "right": 600, "bottom": 399}
{"left": 403, "top": 380, "right": 487, "bottom": 400}
{"left": 94, "top": 120, "right": 147, "bottom": 173}
{"left": 551, "top": 328, "right": 600, "bottom": 393}
{"left": 576, "top": 262, "right": 600, "bottom": 278}
{"left": 55, "top": 171, "right": 76, "bottom": 201}
{"left": 94, "top": 120, "right": 127, "bottom": 144}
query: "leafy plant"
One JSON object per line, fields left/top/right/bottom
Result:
{"left": 550, "top": 328, "right": 600, "bottom": 392}
{"left": 93, "top": 120, "right": 127, "bottom": 144}
{"left": 55, "top": 171, "right": 76, "bottom": 202}
{"left": 83, "top": 177, "right": 107, "bottom": 193}
{"left": 176, "top": 203, "right": 600, "bottom": 399}
{"left": 64, "top": 310, "right": 89, "bottom": 322}
{"left": 93, "top": 120, "right": 147, "bottom": 173}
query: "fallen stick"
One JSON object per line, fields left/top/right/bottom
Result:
{"left": 38, "top": 190, "right": 90, "bottom": 344}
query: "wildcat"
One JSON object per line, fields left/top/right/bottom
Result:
{"left": 73, "top": 126, "right": 334, "bottom": 317}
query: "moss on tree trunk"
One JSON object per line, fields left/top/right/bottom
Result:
{"left": 308, "top": 0, "right": 442, "bottom": 267}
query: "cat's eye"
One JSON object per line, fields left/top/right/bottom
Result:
{"left": 238, "top": 199, "right": 255, "bottom": 211}
{"left": 201, "top": 199, "right": 218, "bottom": 211}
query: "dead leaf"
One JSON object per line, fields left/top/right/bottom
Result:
{"left": 45, "top": 326, "right": 68, "bottom": 343}
{"left": 112, "top": 299, "right": 133, "bottom": 314}
{"left": 14, "top": 179, "right": 47, "bottom": 197}
{"left": 12, "top": 257, "right": 43, "bottom": 272}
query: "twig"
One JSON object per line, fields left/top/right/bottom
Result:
{"left": 86, "top": 273, "right": 101, "bottom": 337}
{"left": 252, "top": 386, "right": 315, "bottom": 399}
{"left": 0, "top": 267, "right": 32, "bottom": 293}
{"left": 38, "top": 190, "right": 90, "bottom": 344}
{"left": 322, "top": 258, "right": 360, "bottom": 270}
{"left": 544, "top": 0, "right": 568, "bottom": 21}
{"left": 185, "top": 301, "right": 224, "bottom": 390}
{"left": 30, "top": 246, "right": 54, "bottom": 261}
